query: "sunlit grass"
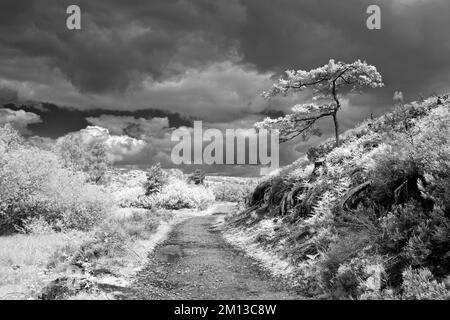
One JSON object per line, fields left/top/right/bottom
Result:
{"left": 0, "top": 231, "right": 86, "bottom": 299}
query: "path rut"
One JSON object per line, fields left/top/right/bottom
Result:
{"left": 124, "top": 205, "right": 302, "bottom": 300}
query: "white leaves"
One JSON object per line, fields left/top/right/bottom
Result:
{"left": 328, "top": 59, "right": 336, "bottom": 70}
{"left": 393, "top": 91, "right": 405, "bottom": 105}
{"left": 254, "top": 103, "right": 337, "bottom": 142}
{"left": 263, "top": 59, "right": 384, "bottom": 101}
{"left": 259, "top": 59, "right": 383, "bottom": 144}
{"left": 291, "top": 103, "right": 320, "bottom": 114}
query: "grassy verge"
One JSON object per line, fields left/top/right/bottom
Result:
{"left": 0, "top": 207, "right": 176, "bottom": 300}
{"left": 0, "top": 166, "right": 217, "bottom": 300}
{"left": 0, "top": 231, "right": 86, "bottom": 299}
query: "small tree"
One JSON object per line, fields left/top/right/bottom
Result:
{"left": 256, "top": 59, "right": 384, "bottom": 146}
{"left": 144, "top": 163, "right": 167, "bottom": 195}
{"left": 0, "top": 124, "right": 23, "bottom": 152}
{"left": 55, "top": 135, "right": 110, "bottom": 184}
{"left": 85, "top": 142, "right": 109, "bottom": 184}
{"left": 393, "top": 91, "right": 404, "bottom": 106}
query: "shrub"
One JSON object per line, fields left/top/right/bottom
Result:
{"left": 378, "top": 202, "right": 450, "bottom": 278}
{"left": 153, "top": 180, "right": 215, "bottom": 210}
{"left": 0, "top": 124, "right": 23, "bottom": 150}
{"left": 371, "top": 105, "right": 449, "bottom": 209}
{"left": 107, "top": 169, "right": 147, "bottom": 208}
{"left": 0, "top": 125, "right": 111, "bottom": 233}
{"left": 401, "top": 267, "right": 448, "bottom": 300}
{"left": 188, "top": 169, "right": 206, "bottom": 185}
{"left": 144, "top": 163, "right": 167, "bottom": 195}
{"left": 321, "top": 230, "right": 378, "bottom": 298}
{"left": 72, "top": 227, "right": 126, "bottom": 262}
{"left": 20, "top": 216, "right": 55, "bottom": 235}
{"left": 55, "top": 134, "right": 109, "bottom": 184}
{"left": 137, "top": 175, "right": 215, "bottom": 210}
{"left": 212, "top": 180, "right": 256, "bottom": 203}
{"left": 71, "top": 208, "right": 168, "bottom": 262}
{"left": 371, "top": 152, "right": 421, "bottom": 207}
{"left": 0, "top": 141, "right": 59, "bottom": 232}
{"left": 103, "top": 208, "right": 164, "bottom": 240}
{"left": 329, "top": 255, "right": 386, "bottom": 299}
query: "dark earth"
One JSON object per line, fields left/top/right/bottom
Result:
{"left": 122, "top": 208, "right": 302, "bottom": 300}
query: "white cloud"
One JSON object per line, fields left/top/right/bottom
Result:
{"left": 59, "top": 125, "right": 176, "bottom": 166}
{"left": 0, "top": 108, "right": 41, "bottom": 134}
{"left": 73, "top": 126, "right": 148, "bottom": 163}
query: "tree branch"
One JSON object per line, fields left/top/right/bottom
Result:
{"left": 291, "top": 110, "right": 335, "bottom": 122}
{"left": 287, "top": 77, "right": 329, "bottom": 89}
{"left": 280, "top": 120, "right": 316, "bottom": 142}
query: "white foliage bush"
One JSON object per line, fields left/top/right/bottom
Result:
{"left": 0, "top": 125, "right": 111, "bottom": 232}
{"left": 133, "top": 175, "right": 215, "bottom": 211}
{"left": 150, "top": 177, "right": 215, "bottom": 210}
{"left": 107, "top": 169, "right": 147, "bottom": 207}
{"left": 409, "top": 106, "right": 450, "bottom": 175}
{"left": 112, "top": 168, "right": 216, "bottom": 211}
{"left": 210, "top": 178, "right": 258, "bottom": 203}
{"left": 401, "top": 267, "right": 448, "bottom": 300}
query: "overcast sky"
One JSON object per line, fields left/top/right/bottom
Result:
{"left": 1, "top": 0, "right": 450, "bottom": 174}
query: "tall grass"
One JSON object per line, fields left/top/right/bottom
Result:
{"left": 0, "top": 231, "right": 86, "bottom": 298}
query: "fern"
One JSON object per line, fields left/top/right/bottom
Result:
{"left": 306, "top": 177, "right": 352, "bottom": 227}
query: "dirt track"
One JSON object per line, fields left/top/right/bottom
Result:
{"left": 124, "top": 205, "right": 302, "bottom": 300}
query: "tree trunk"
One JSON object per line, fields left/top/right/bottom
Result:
{"left": 332, "top": 112, "right": 340, "bottom": 147}
{"left": 331, "top": 82, "right": 340, "bottom": 147}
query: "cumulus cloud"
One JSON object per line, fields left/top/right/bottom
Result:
{"left": 59, "top": 126, "right": 148, "bottom": 164}
{"left": 84, "top": 115, "right": 177, "bottom": 165}
{"left": 0, "top": 108, "right": 41, "bottom": 134}
{"left": 59, "top": 125, "right": 176, "bottom": 166}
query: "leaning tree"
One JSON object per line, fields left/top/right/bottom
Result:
{"left": 256, "top": 59, "right": 384, "bottom": 146}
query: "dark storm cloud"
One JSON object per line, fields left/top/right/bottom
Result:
{"left": 2, "top": 0, "right": 450, "bottom": 174}
{"left": 0, "top": 0, "right": 243, "bottom": 93}
{"left": 1, "top": 0, "right": 449, "bottom": 101}
{"left": 0, "top": 85, "right": 18, "bottom": 103}
{"left": 237, "top": 0, "right": 450, "bottom": 103}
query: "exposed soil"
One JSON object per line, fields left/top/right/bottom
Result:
{"left": 123, "top": 205, "right": 303, "bottom": 300}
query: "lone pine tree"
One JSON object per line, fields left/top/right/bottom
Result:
{"left": 256, "top": 59, "right": 384, "bottom": 147}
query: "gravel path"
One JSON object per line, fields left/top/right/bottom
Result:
{"left": 125, "top": 205, "right": 302, "bottom": 300}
